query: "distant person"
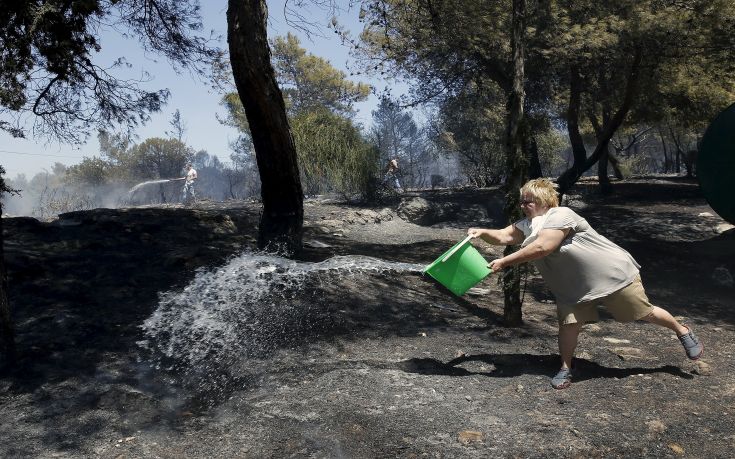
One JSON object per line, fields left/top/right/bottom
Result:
{"left": 467, "top": 178, "right": 703, "bottom": 389}
{"left": 181, "top": 163, "right": 197, "bottom": 204}
{"left": 382, "top": 157, "right": 403, "bottom": 192}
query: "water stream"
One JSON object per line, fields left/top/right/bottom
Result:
{"left": 138, "top": 252, "right": 425, "bottom": 401}
{"left": 129, "top": 178, "right": 180, "bottom": 194}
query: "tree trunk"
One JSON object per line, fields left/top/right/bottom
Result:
{"left": 526, "top": 133, "right": 543, "bottom": 179}
{"left": 588, "top": 111, "right": 614, "bottom": 193}
{"left": 659, "top": 127, "right": 670, "bottom": 173}
{"left": 607, "top": 151, "right": 624, "bottom": 180}
{"left": 597, "top": 145, "right": 612, "bottom": 195}
{"left": 502, "top": 0, "right": 527, "bottom": 327}
{"left": 557, "top": 50, "right": 642, "bottom": 195}
{"left": 685, "top": 150, "right": 697, "bottom": 178}
{"left": 0, "top": 198, "right": 16, "bottom": 364}
{"left": 556, "top": 65, "right": 587, "bottom": 195}
{"left": 227, "top": 0, "right": 303, "bottom": 255}
{"left": 669, "top": 125, "right": 683, "bottom": 175}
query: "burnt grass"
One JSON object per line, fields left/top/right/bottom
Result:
{"left": 1, "top": 178, "right": 735, "bottom": 458}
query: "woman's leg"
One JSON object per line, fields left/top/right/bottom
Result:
{"left": 558, "top": 322, "right": 582, "bottom": 369}
{"left": 640, "top": 306, "right": 703, "bottom": 359}
{"left": 640, "top": 306, "right": 688, "bottom": 336}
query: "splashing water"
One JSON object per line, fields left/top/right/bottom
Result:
{"left": 129, "top": 179, "right": 179, "bottom": 194}
{"left": 138, "top": 252, "right": 424, "bottom": 403}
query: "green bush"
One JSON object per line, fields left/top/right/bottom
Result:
{"left": 291, "top": 110, "right": 379, "bottom": 198}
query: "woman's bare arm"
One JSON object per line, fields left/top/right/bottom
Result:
{"left": 467, "top": 224, "right": 524, "bottom": 246}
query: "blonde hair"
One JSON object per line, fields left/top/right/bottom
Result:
{"left": 520, "top": 178, "right": 559, "bottom": 208}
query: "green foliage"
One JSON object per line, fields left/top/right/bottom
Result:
{"left": 272, "top": 33, "right": 371, "bottom": 117}
{"left": 358, "top": 0, "right": 514, "bottom": 103}
{"left": 370, "top": 97, "right": 429, "bottom": 187}
{"left": 0, "top": 1, "right": 221, "bottom": 142}
{"left": 358, "top": 0, "right": 735, "bottom": 185}
{"left": 541, "top": 0, "right": 735, "bottom": 137}
{"left": 65, "top": 134, "right": 193, "bottom": 186}
{"left": 221, "top": 92, "right": 251, "bottom": 133}
{"left": 431, "top": 82, "right": 507, "bottom": 186}
{"left": 129, "top": 138, "right": 194, "bottom": 180}
{"left": 221, "top": 33, "right": 378, "bottom": 198}
{"left": 65, "top": 157, "right": 112, "bottom": 187}
{"left": 291, "top": 110, "right": 379, "bottom": 198}
{"left": 535, "top": 129, "right": 569, "bottom": 176}
{"left": 0, "top": 166, "right": 20, "bottom": 214}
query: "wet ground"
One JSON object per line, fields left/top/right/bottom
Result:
{"left": 1, "top": 178, "right": 734, "bottom": 458}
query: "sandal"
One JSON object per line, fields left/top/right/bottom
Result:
{"left": 551, "top": 367, "right": 573, "bottom": 389}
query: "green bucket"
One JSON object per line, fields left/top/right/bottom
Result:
{"left": 423, "top": 237, "right": 492, "bottom": 296}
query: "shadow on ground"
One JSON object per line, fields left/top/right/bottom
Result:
{"left": 398, "top": 353, "right": 694, "bottom": 382}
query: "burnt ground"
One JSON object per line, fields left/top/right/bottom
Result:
{"left": 1, "top": 178, "right": 734, "bottom": 458}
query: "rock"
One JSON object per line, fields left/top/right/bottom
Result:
{"left": 303, "top": 239, "right": 332, "bottom": 248}
{"left": 693, "top": 360, "right": 712, "bottom": 375}
{"left": 395, "top": 198, "right": 469, "bottom": 224}
{"left": 715, "top": 222, "right": 735, "bottom": 234}
{"left": 698, "top": 212, "right": 715, "bottom": 217}
{"left": 610, "top": 347, "right": 644, "bottom": 360}
{"left": 646, "top": 420, "right": 666, "bottom": 434}
{"left": 603, "top": 337, "right": 631, "bottom": 344}
{"left": 668, "top": 443, "right": 685, "bottom": 455}
{"left": 457, "top": 430, "right": 484, "bottom": 445}
{"left": 583, "top": 324, "right": 602, "bottom": 333}
{"left": 315, "top": 219, "right": 344, "bottom": 228}
{"left": 376, "top": 208, "right": 394, "bottom": 222}
{"left": 577, "top": 351, "right": 593, "bottom": 360}
{"left": 396, "top": 197, "right": 434, "bottom": 225}
{"left": 454, "top": 203, "right": 488, "bottom": 222}
{"left": 712, "top": 266, "right": 734, "bottom": 287}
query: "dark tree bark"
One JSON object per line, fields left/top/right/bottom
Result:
{"left": 227, "top": 0, "right": 303, "bottom": 254}
{"left": 588, "top": 114, "right": 621, "bottom": 194}
{"left": 669, "top": 124, "right": 684, "bottom": 175}
{"left": 563, "top": 66, "right": 588, "bottom": 181}
{"left": 597, "top": 145, "right": 612, "bottom": 194}
{"left": 556, "top": 50, "right": 642, "bottom": 195}
{"left": 526, "top": 132, "right": 543, "bottom": 179}
{"left": 502, "top": 0, "right": 528, "bottom": 327}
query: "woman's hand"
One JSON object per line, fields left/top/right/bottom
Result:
{"left": 467, "top": 228, "right": 484, "bottom": 238}
{"left": 489, "top": 258, "right": 507, "bottom": 272}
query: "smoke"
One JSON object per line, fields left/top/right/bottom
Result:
{"left": 1, "top": 181, "right": 133, "bottom": 218}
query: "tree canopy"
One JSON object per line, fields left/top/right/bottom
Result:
{"left": 0, "top": 0, "right": 221, "bottom": 143}
{"left": 272, "top": 33, "right": 371, "bottom": 117}
{"left": 222, "top": 31, "right": 377, "bottom": 198}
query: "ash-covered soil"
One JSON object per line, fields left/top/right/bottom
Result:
{"left": 1, "top": 178, "right": 734, "bottom": 458}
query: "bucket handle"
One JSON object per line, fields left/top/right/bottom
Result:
{"left": 441, "top": 235, "right": 473, "bottom": 262}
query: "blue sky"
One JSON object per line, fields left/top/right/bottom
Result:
{"left": 0, "top": 1, "right": 399, "bottom": 179}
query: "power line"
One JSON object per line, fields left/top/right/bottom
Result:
{"left": 0, "top": 149, "right": 84, "bottom": 159}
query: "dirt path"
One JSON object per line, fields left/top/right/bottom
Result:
{"left": 1, "top": 179, "right": 734, "bottom": 458}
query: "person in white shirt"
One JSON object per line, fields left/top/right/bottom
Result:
{"left": 382, "top": 157, "right": 403, "bottom": 191}
{"left": 467, "top": 178, "right": 703, "bottom": 389}
{"left": 181, "top": 163, "right": 197, "bottom": 204}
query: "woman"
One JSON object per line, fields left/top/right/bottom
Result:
{"left": 467, "top": 178, "right": 703, "bottom": 389}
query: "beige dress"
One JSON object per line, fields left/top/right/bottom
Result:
{"left": 514, "top": 207, "right": 640, "bottom": 309}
